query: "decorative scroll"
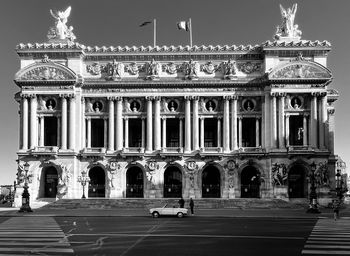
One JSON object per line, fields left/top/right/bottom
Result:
{"left": 271, "top": 163, "right": 287, "bottom": 186}
{"left": 238, "top": 62, "right": 261, "bottom": 74}
{"left": 163, "top": 62, "right": 178, "bottom": 74}
{"left": 86, "top": 62, "right": 102, "bottom": 75}
{"left": 201, "top": 61, "right": 217, "bottom": 74}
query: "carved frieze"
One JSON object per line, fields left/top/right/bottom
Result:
{"left": 19, "top": 66, "right": 73, "bottom": 80}
{"left": 238, "top": 62, "right": 261, "bottom": 74}
{"left": 163, "top": 62, "right": 179, "bottom": 74}
{"left": 201, "top": 61, "right": 217, "bottom": 74}
{"left": 271, "top": 163, "right": 287, "bottom": 186}
{"left": 184, "top": 60, "right": 200, "bottom": 80}
{"left": 270, "top": 63, "right": 331, "bottom": 79}
{"left": 86, "top": 62, "right": 102, "bottom": 75}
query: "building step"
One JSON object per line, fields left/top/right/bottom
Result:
{"left": 40, "top": 198, "right": 309, "bottom": 210}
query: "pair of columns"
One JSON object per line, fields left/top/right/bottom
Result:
{"left": 270, "top": 92, "right": 327, "bottom": 149}
{"left": 20, "top": 94, "right": 75, "bottom": 150}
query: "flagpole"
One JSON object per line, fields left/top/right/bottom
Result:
{"left": 154, "top": 19, "right": 156, "bottom": 47}
{"left": 189, "top": 18, "right": 192, "bottom": 48}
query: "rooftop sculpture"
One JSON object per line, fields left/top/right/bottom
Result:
{"left": 275, "top": 3, "right": 302, "bottom": 41}
{"left": 47, "top": 6, "right": 76, "bottom": 42}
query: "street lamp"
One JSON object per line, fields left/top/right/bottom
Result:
{"left": 307, "top": 162, "right": 320, "bottom": 213}
{"left": 335, "top": 169, "right": 343, "bottom": 201}
{"left": 77, "top": 170, "right": 90, "bottom": 199}
{"left": 18, "top": 162, "right": 33, "bottom": 213}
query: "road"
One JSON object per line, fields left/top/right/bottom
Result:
{"left": 59, "top": 216, "right": 315, "bottom": 256}
{"left": 1, "top": 215, "right": 350, "bottom": 255}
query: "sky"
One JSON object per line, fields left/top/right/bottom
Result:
{"left": 0, "top": 0, "right": 349, "bottom": 184}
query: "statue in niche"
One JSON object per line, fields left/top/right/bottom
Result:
{"left": 275, "top": 4, "right": 302, "bottom": 39}
{"left": 48, "top": 6, "right": 76, "bottom": 41}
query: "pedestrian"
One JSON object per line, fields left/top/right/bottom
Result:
{"left": 189, "top": 198, "right": 194, "bottom": 215}
{"left": 332, "top": 199, "right": 340, "bottom": 221}
{"left": 178, "top": 197, "right": 185, "bottom": 208}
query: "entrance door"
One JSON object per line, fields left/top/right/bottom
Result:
{"left": 241, "top": 166, "right": 260, "bottom": 198}
{"left": 164, "top": 166, "right": 182, "bottom": 198}
{"left": 44, "top": 166, "right": 58, "bottom": 198}
{"left": 126, "top": 167, "right": 144, "bottom": 198}
{"left": 202, "top": 166, "right": 221, "bottom": 198}
{"left": 288, "top": 165, "right": 305, "bottom": 198}
{"left": 88, "top": 167, "right": 105, "bottom": 197}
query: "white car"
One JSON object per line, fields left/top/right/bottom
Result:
{"left": 149, "top": 204, "right": 188, "bottom": 218}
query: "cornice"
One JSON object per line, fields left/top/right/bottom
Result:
{"left": 262, "top": 40, "right": 331, "bottom": 50}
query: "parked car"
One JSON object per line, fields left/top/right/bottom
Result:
{"left": 149, "top": 204, "right": 188, "bottom": 218}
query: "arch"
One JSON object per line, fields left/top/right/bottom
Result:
{"left": 268, "top": 60, "right": 332, "bottom": 81}
{"left": 288, "top": 163, "right": 308, "bottom": 198}
{"left": 14, "top": 62, "right": 77, "bottom": 83}
{"left": 164, "top": 166, "right": 183, "bottom": 198}
{"left": 126, "top": 166, "right": 144, "bottom": 198}
{"left": 88, "top": 166, "right": 106, "bottom": 198}
{"left": 42, "top": 166, "right": 58, "bottom": 198}
{"left": 240, "top": 165, "right": 260, "bottom": 198}
{"left": 201, "top": 165, "right": 221, "bottom": 198}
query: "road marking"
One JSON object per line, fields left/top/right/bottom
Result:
{"left": 0, "top": 217, "right": 74, "bottom": 255}
{"left": 68, "top": 232, "right": 305, "bottom": 240}
{"left": 302, "top": 218, "right": 350, "bottom": 255}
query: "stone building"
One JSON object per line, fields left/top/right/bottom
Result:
{"left": 14, "top": 5, "right": 339, "bottom": 206}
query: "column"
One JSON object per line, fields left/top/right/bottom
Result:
{"left": 29, "top": 95, "right": 38, "bottom": 149}
{"left": 22, "top": 96, "right": 28, "bottom": 150}
{"left": 271, "top": 93, "right": 277, "bottom": 148}
{"left": 310, "top": 93, "right": 318, "bottom": 148}
{"left": 184, "top": 97, "right": 191, "bottom": 152}
{"left": 108, "top": 98, "right": 115, "bottom": 151}
{"left": 87, "top": 118, "right": 91, "bottom": 148}
{"left": 154, "top": 97, "right": 161, "bottom": 150}
{"left": 328, "top": 108, "right": 335, "bottom": 154}
{"left": 264, "top": 93, "right": 270, "bottom": 149}
{"left": 60, "top": 95, "right": 67, "bottom": 150}
{"left": 179, "top": 117, "right": 183, "bottom": 148}
{"left": 124, "top": 117, "right": 129, "bottom": 148}
{"left": 231, "top": 96, "right": 238, "bottom": 150}
{"left": 285, "top": 114, "right": 290, "bottom": 147}
{"left": 200, "top": 117, "right": 204, "bottom": 149}
{"left": 115, "top": 98, "right": 123, "bottom": 150}
{"left": 319, "top": 94, "right": 327, "bottom": 149}
{"left": 303, "top": 114, "right": 308, "bottom": 146}
{"left": 57, "top": 117, "right": 61, "bottom": 147}
{"left": 81, "top": 98, "right": 86, "bottom": 149}
{"left": 278, "top": 94, "right": 285, "bottom": 148}
{"left": 162, "top": 117, "right": 167, "bottom": 149}
{"left": 104, "top": 118, "right": 108, "bottom": 148}
{"left": 223, "top": 97, "right": 230, "bottom": 152}
{"left": 255, "top": 117, "right": 260, "bottom": 147}
{"left": 146, "top": 97, "right": 153, "bottom": 152}
{"left": 217, "top": 117, "right": 222, "bottom": 148}
{"left": 238, "top": 117, "right": 242, "bottom": 148}
{"left": 192, "top": 97, "right": 199, "bottom": 151}
{"left": 39, "top": 116, "right": 44, "bottom": 147}
{"left": 68, "top": 95, "right": 75, "bottom": 150}
{"left": 141, "top": 117, "right": 145, "bottom": 149}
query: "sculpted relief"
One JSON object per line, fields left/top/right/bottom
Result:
{"left": 270, "top": 64, "right": 331, "bottom": 79}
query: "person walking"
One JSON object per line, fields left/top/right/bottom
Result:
{"left": 189, "top": 198, "right": 194, "bottom": 215}
{"left": 332, "top": 199, "right": 340, "bottom": 221}
{"left": 178, "top": 197, "right": 185, "bottom": 208}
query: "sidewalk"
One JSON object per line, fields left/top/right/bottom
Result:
{"left": 1, "top": 206, "right": 348, "bottom": 219}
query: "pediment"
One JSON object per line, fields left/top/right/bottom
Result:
{"left": 14, "top": 62, "right": 77, "bottom": 83}
{"left": 268, "top": 61, "right": 332, "bottom": 80}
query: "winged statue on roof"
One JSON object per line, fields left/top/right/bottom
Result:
{"left": 47, "top": 6, "right": 76, "bottom": 41}
{"left": 275, "top": 3, "right": 301, "bottom": 40}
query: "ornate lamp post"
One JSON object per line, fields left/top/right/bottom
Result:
{"left": 18, "top": 162, "right": 33, "bottom": 213}
{"left": 335, "top": 170, "right": 343, "bottom": 201}
{"left": 307, "top": 162, "right": 320, "bottom": 213}
{"left": 77, "top": 170, "right": 90, "bottom": 199}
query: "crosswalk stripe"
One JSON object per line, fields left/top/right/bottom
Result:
{"left": 0, "top": 217, "right": 74, "bottom": 255}
{"left": 302, "top": 218, "right": 350, "bottom": 255}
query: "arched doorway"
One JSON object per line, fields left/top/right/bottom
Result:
{"left": 126, "top": 166, "right": 144, "bottom": 198}
{"left": 202, "top": 166, "right": 221, "bottom": 198}
{"left": 288, "top": 165, "right": 306, "bottom": 198}
{"left": 241, "top": 166, "right": 260, "bottom": 198}
{"left": 44, "top": 166, "right": 58, "bottom": 198}
{"left": 88, "top": 166, "right": 105, "bottom": 197}
{"left": 164, "top": 166, "right": 182, "bottom": 198}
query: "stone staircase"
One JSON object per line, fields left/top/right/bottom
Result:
{"left": 40, "top": 198, "right": 309, "bottom": 210}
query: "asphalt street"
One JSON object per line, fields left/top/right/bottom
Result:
{"left": 53, "top": 216, "right": 316, "bottom": 256}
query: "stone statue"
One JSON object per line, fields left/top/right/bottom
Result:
{"left": 48, "top": 6, "right": 76, "bottom": 41}
{"left": 275, "top": 4, "right": 301, "bottom": 40}
{"left": 107, "top": 59, "right": 124, "bottom": 80}
{"left": 223, "top": 59, "right": 238, "bottom": 79}
{"left": 146, "top": 59, "right": 161, "bottom": 80}
{"left": 185, "top": 59, "right": 200, "bottom": 80}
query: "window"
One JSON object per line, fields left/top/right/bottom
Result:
{"left": 204, "top": 118, "right": 218, "bottom": 147}
{"left": 91, "top": 119, "right": 104, "bottom": 147}
{"left": 44, "top": 117, "right": 58, "bottom": 146}
{"left": 166, "top": 118, "right": 179, "bottom": 147}
{"left": 129, "top": 119, "right": 142, "bottom": 147}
